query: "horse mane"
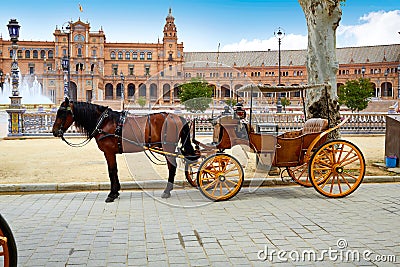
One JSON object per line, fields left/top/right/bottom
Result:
{"left": 72, "top": 101, "right": 120, "bottom": 137}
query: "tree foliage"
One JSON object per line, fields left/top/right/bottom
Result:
{"left": 137, "top": 96, "right": 146, "bottom": 108}
{"left": 338, "top": 78, "right": 374, "bottom": 112}
{"left": 179, "top": 78, "right": 213, "bottom": 112}
{"left": 281, "top": 97, "right": 291, "bottom": 111}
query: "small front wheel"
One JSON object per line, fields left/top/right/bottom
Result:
{"left": 184, "top": 157, "right": 204, "bottom": 187}
{"left": 309, "top": 140, "right": 365, "bottom": 198}
{"left": 197, "top": 154, "right": 244, "bottom": 201}
{"left": 287, "top": 163, "right": 312, "bottom": 187}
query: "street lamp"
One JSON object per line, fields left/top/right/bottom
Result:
{"left": 120, "top": 71, "right": 125, "bottom": 109}
{"left": 0, "top": 69, "right": 3, "bottom": 92}
{"left": 6, "top": 18, "right": 25, "bottom": 136}
{"left": 7, "top": 19, "right": 21, "bottom": 102}
{"left": 361, "top": 66, "right": 366, "bottom": 78}
{"left": 62, "top": 22, "right": 71, "bottom": 100}
{"left": 384, "top": 69, "right": 388, "bottom": 97}
{"left": 91, "top": 71, "right": 95, "bottom": 102}
{"left": 397, "top": 65, "right": 400, "bottom": 99}
{"left": 274, "top": 27, "right": 285, "bottom": 113}
{"left": 61, "top": 56, "right": 69, "bottom": 98}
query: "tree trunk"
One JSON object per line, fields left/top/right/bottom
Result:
{"left": 298, "top": 0, "right": 342, "bottom": 137}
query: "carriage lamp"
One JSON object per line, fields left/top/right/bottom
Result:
{"left": 274, "top": 27, "right": 285, "bottom": 113}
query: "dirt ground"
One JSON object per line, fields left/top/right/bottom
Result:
{"left": 0, "top": 135, "right": 394, "bottom": 185}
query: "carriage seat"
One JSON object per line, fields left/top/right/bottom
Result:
{"left": 274, "top": 118, "right": 328, "bottom": 167}
{"left": 280, "top": 118, "right": 328, "bottom": 138}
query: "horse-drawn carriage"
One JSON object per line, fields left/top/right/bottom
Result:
{"left": 52, "top": 83, "right": 365, "bottom": 203}
{"left": 184, "top": 83, "right": 365, "bottom": 201}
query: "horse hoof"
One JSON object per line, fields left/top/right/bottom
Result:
{"left": 105, "top": 197, "right": 115, "bottom": 203}
{"left": 161, "top": 192, "right": 171, "bottom": 199}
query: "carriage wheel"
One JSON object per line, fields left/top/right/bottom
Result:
{"left": 0, "top": 215, "right": 17, "bottom": 267}
{"left": 287, "top": 163, "right": 312, "bottom": 187}
{"left": 309, "top": 140, "right": 365, "bottom": 198}
{"left": 184, "top": 157, "right": 204, "bottom": 187}
{"left": 197, "top": 154, "right": 244, "bottom": 201}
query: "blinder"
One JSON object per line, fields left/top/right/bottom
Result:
{"left": 56, "top": 104, "right": 74, "bottom": 137}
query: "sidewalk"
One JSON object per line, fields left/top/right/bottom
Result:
{"left": 1, "top": 184, "right": 399, "bottom": 266}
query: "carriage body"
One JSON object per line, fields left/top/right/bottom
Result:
{"left": 188, "top": 86, "right": 366, "bottom": 201}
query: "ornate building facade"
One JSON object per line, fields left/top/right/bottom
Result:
{"left": 0, "top": 9, "right": 399, "bottom": 108}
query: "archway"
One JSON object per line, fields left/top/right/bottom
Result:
{"left": 105, "top": 83, "right": 113, "bottom": 100}
{"left": 69, "top": 82, "right": 77, "bottom": 101}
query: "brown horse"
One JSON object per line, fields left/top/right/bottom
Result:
{"left": 52, "top": 98, "right": 198, "bottom": 202}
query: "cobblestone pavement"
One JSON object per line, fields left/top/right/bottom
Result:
{"left": 0, "top": 183, "right": 399, "bottom": 266}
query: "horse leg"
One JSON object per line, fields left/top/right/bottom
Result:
{"left": 161, "top": 156, "right": 177, "bottom": 199}
{"left": 104, "top": 152, "right": 120, "bottom": 203}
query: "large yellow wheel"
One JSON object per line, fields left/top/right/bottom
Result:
{"left": 197, "top": 154, "right": 244, "bottom": 201}
{"left": 0, "top": 214, "right": 17, "bottom": 267}
{"left": 309, "top": 140, "right": 365, "bottom": 198}
{"left": 287, "top": 163, "right": 312, "bottom": 187}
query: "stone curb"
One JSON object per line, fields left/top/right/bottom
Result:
{"left": 0, "top": 176, "right": 399, "bottom": 194}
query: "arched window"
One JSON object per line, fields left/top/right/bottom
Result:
{"left": 118, "top": 51, "right": 123, "bottom": 60}
{"left": 147, "top": 52, "right": 152, "bottom": 60}
{"left": 110, "top": 51, "right": 116, "bottom": 59}
{"left": 40, "top": 50, "right": 46, "bottom": 59}
{"left": 140, "top": 52, "right": 145, "bottom": 60}
{"left": 33, "top": 50, "right": 38, "bottom": 59}
{"left": 125, "top": 52, "right": 130, "bottom": 60}
{"left": 48, "top": 50, "right": 54, "bottom": 59}
{"left": 25, "top": 50, "right": 30, "bottom": 58}
{"left": 133, "top": 52, "right": 137, "bottom": 60}
{"left": 77, "top": 48, "right": 83, "bottom": 57}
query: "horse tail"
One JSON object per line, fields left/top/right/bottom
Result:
{"left": 179, "top": 116, "right": 199, "bottom": 160}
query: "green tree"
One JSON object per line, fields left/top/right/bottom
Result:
{"left": 224, "top": 98, "right": 237, "bottom": 107}
{"left": 179, "top": 78, "right": 213, "bottom": 112}
{"left": 137, "top": 96, "right": 146, "bottom": 108}
{"left": 338, "top": 78, "right": 374, "bottom": 112}
{"left": 281, "top": 97, "right": 291, "bottom": 112}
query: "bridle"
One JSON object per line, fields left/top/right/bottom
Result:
{"left": 56, "top": 103, "right": 110, "bottom": 148}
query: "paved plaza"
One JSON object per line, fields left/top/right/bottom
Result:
{"left": 0, "top": 183, "right": 399, "bottom": 266}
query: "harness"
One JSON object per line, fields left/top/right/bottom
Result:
{"left": 59, "top": 105, "right": 127, "bottom": 152}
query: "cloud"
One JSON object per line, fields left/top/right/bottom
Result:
{"left": 221, "top": 10, "right": 400, "bottom": 51}
{"left": 337, "top": 10, "right": 400, "bottom": 47}
{"left": 221, "top": 34, "right": 307, "bottom": 52}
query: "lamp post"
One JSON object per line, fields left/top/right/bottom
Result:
{"left": 361, "top": 66, "right": 366, "bottom": 78}
{"left": 91, "top": 71, "right": 95, "bottom": 102}
{"left": 0, "top": 69, "right": 3, "bottom": 92}
{"left": 120, "top": 71, "right": 125, "bottom": 110}
{"left": 274, "top": 27, "right": 285, "bottom": 113}
{"left": 62, "top": 22, "right": 71, "bottom": 100}
{"left": 397, "top": 65, "right": 400, "bottom": 99}
{"left": 61, "top": 56, "right": 69, "bottom": 98}
{"left": 6, "top": 18, "right": 25, "bottom": 136}
{"left": 384, "top": 69, "right": 388, "bottom": 97}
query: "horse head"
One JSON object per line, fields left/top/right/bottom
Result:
{"left": 52, "top": 97, "right": 75, "bottom": 137}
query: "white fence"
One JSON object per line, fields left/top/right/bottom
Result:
{"left": 14, "top": 111, "right": 387, "bottom": 136}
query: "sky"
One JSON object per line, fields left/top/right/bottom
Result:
{"left": 0, "top": 0, "right": 399, "bottom": 52}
